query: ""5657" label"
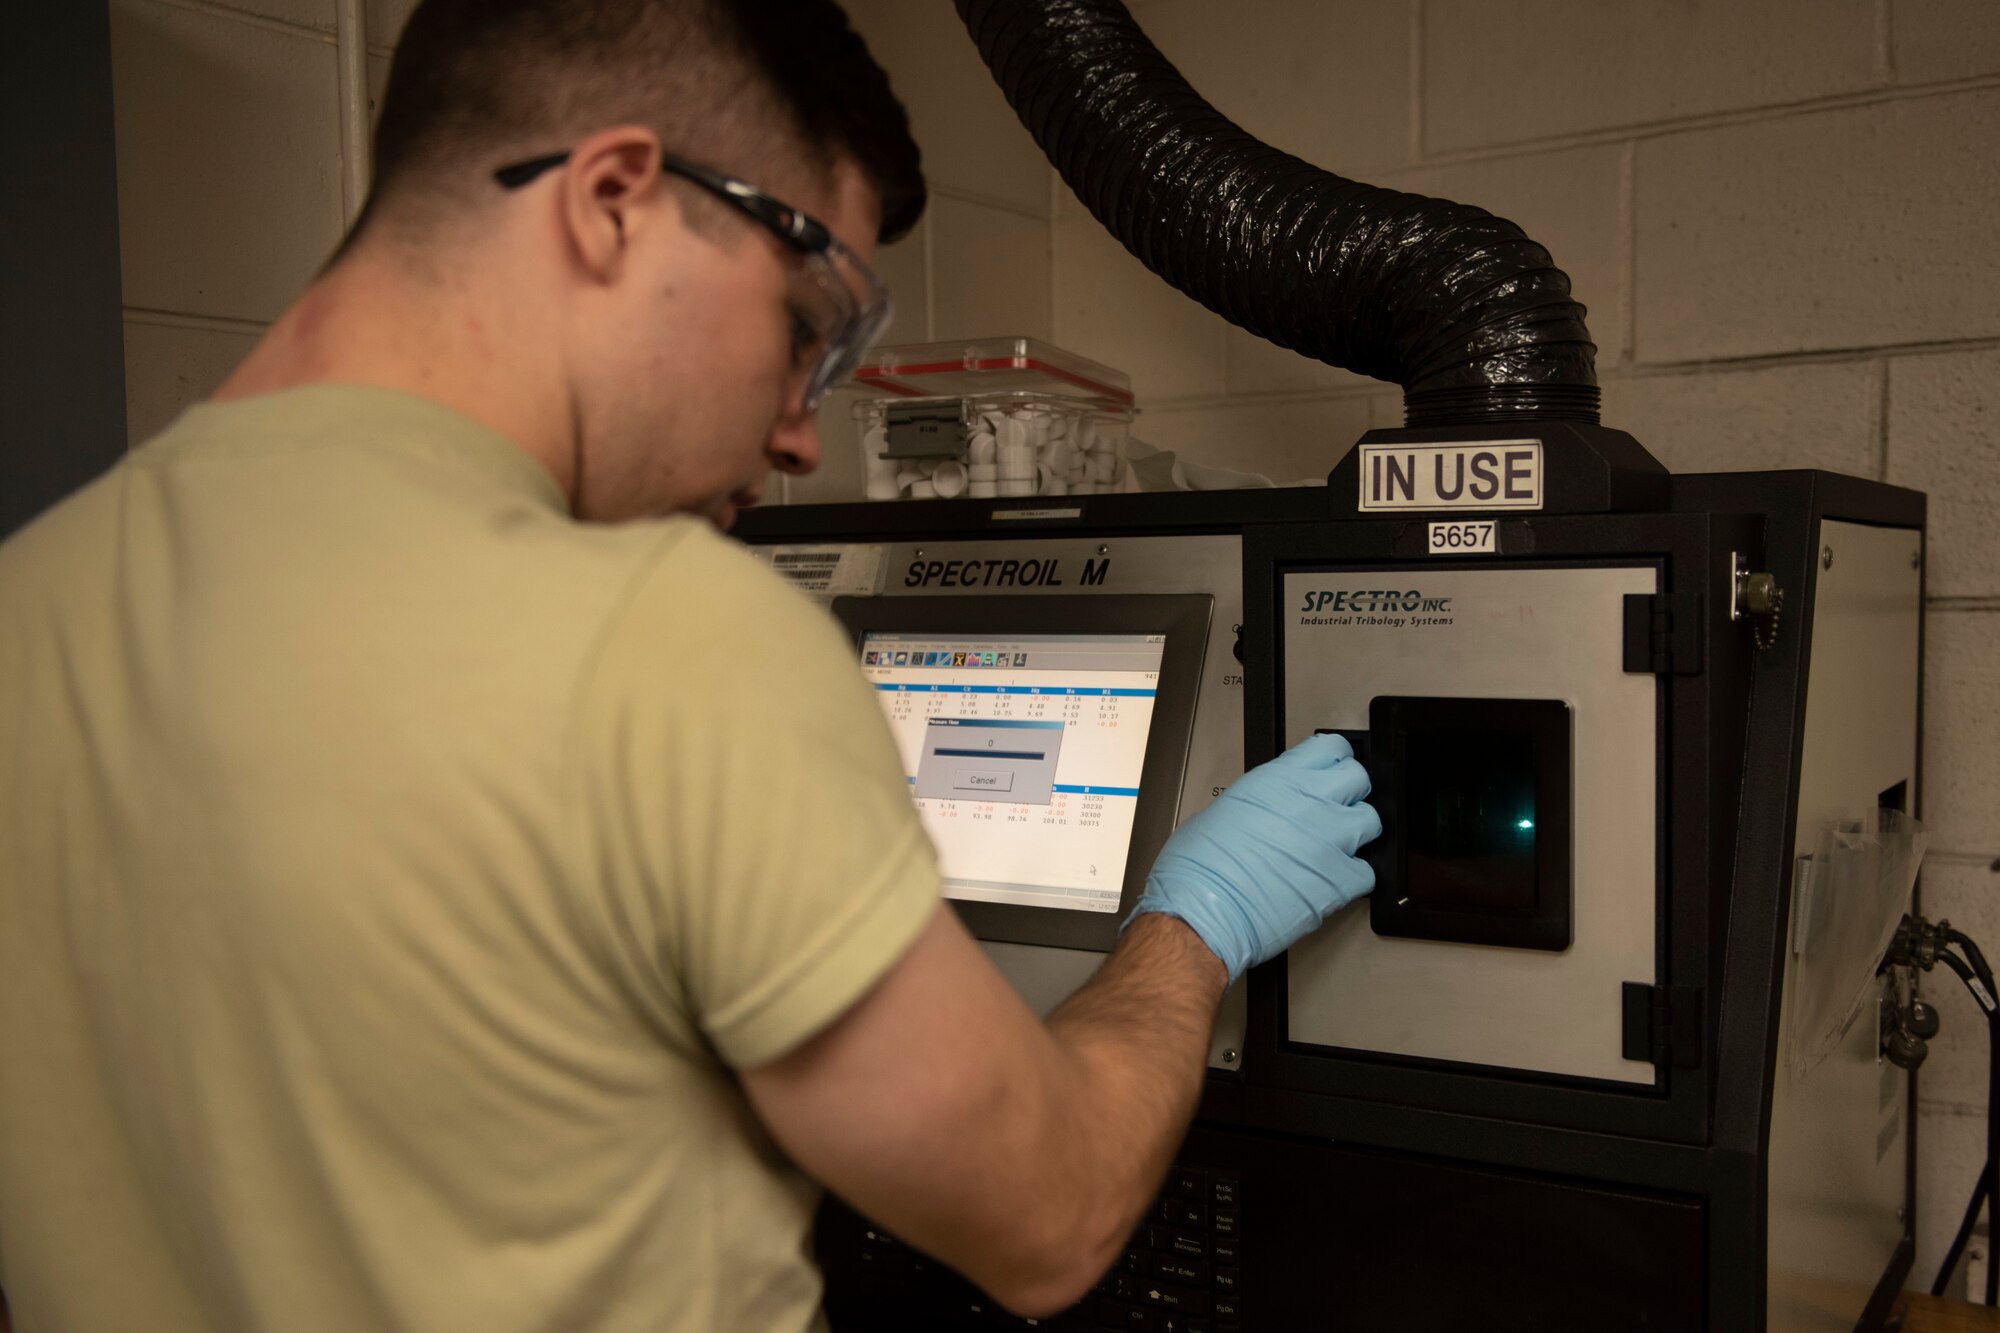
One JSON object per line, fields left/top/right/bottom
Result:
{"left": 1427, "top": 521, "right": 1498, "bottom": 555}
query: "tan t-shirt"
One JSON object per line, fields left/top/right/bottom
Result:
{"left": 0, "top": 387, "right": 940, "bottom": 1333}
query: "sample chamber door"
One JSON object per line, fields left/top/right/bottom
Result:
{"left": 1282, "top": 564, "right": 1659, "bottom": 1084}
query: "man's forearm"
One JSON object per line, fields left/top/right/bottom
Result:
{"left": 738, "top": 906, "right": 1230, "bottom": 1318}
{"left": 1031, "top": 913, "right": 1227, "bottom": 1290}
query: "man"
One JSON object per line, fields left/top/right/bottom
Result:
{"left": 0, "top": 1, "right": 1378, "bottom": 1329}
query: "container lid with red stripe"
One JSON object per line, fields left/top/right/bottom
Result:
{"left": 853, "top": 336, "right": 1134, "bottom": 407}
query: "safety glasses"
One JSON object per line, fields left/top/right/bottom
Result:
{"left": 494, "top": 150, "right": 892, "bottom": 411}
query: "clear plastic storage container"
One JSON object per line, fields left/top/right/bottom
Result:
{"left": 851, "top": 337, "right": 1135, "bottom": 500}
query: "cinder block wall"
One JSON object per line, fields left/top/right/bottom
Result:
{"left": 114, "top": 0, "right": 2000, "bottom": 1293}
{"left": 108, "top": 0, "right": 400, "bottom": 443}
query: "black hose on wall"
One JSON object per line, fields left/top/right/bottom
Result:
{"left": 954, "top": 0, "right": 1601, "bottom": 429}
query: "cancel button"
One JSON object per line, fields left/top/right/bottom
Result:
{"left": 954, "top": 770, "right": 1014, "bottom": 793}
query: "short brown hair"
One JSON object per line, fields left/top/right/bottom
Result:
{"left": 364, "top": 0, "right": 925, "bottom": 243}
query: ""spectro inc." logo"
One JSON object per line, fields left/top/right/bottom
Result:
{"left": 1299, "top": 589, "right": 1452, "bottom": 614}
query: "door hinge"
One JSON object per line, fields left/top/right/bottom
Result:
{"left": 1622, "top": 982, "right": 1703, "bottom": 1068}
{"left": 1622, "top": 592, "right": 1704, "bottom": 675}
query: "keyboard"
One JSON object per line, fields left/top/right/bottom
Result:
{"left": 835, "top": 1159, "right": 1243, "bottom": 1332}
{"left": 1091, "top": 1162, "right": 1242, "bottom": 1331}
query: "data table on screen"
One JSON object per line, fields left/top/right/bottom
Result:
{"left": 861, "top": 633, "right": 1163, "bottom": 915}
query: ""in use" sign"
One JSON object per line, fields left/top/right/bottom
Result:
{"left": 1357, "top": 441, "right": 1543, "bottom": 512}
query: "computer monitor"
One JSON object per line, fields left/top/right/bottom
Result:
{"left": 834, "top": 595, "right": 1211, "bottom": 951}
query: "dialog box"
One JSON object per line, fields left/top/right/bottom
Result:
{"left": 915, "top": 718, "right": 1064, "bottom": 804}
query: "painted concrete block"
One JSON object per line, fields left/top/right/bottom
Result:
{"left": 365, "top": 0, "right": 418, "bottom": 46}
{"left": 842, "top": 0, "right": 1052, "bottom": 217}
{"left": 866, "top": 230, "right": 930, "bottom": 348}
{"left": 1600, "top": 361, "right": 1881, "bottom": 477}
{"left": 929, "top": 197, "right": 1049, "bottom": 344}
{"left": 217, "top": 0, "right": 334, "bottom": 32}
{"left": 1894, "top": 0, "right": 2000, "bottom": 84}
{"left": 111, "top": 1, "right": 345, "bottom": 323}
{"left": 1224, "top": 328, "right": 1382, "bottom": 398}
{"left": 1923, "top": 609, "right": 2000, "bottom": 856}
{"left": 122, "top": 318, "right": 262, "bottom": 448}
{"left": 368, "top": 51, "right": 389, "bottom": 129}
{"left": 1134, "top": 393, "right": 1393, "bottom": 486}
{"left": 1370, "top": 394, "right": 1409, "bottom": 431}
{"left": 1636, "top": 89, "right": 2000, "bottom": 364}
{"left": 1052, "top": 188, "right": 1231, "bottom": 406}
{"left": 1426, "top": 0, "right": 1878, "bottom": 151}
{"left": 1888, "top": 347, "right": 2000, "bottom": 601}
{"left": 1135, "top": 0, "right": 1412, "bottom": 179}
{"left": 1379, "top": 143, "right": 1628, "bottom": 368}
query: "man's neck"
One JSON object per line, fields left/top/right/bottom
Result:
{"left": 214, "top": 251, "right": 580, "bottom": 507}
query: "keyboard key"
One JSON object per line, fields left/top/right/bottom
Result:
{"left": 1210, "top": 1174, "right": 1240, "bottom": 1208}
{"left": 1139, "top": 1283, "right": 1212, "bottom": 1315}
{"left": 1172, "top": 1166, "right": 1208, "bottom": 1199}
{"left": 1099, "top": 1302, "right": 1158, "bottom": 1331}
{"left": 1158, "top": 1199, "right": 1206, "bottom": 1230}
{"left": 1212, "top": 1294, "right": 1242, "bottom": 1321}
{"left": 1210, "top": 1237, "right": 1239, "bottom": 1264}
{"left": 1209, "top": 1210, "right": 1237, "bottom": 1238}
{"left": 1149, "top": 1257, "right": 1207, "bottom": 1286}
{"left": 1147, "top": 1226, "right": 1207, "bottom": 1259}
{"left": 1162, "top": 1318, "right": 1209, "bottom": 1333}
{"left": 956, "top": 1294, "right": 1003, "bottom": 1324}
{"left": 1212, "top": 1267, "right": 1238, "bottom": 1293}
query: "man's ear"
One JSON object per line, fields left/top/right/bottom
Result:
{"left": 559, "top": 126, "right": 664, "bottom": 282}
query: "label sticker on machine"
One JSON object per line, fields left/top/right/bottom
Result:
{"left": 1358, "top": 441, "right": 1542, "bottom": 512}
{"left": 763, "top": 544, "right": 885, "bottom": 595}
{"left": 1427, "top": 521, "right": 1498, "bottom": 555}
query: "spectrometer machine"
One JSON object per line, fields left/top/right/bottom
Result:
{"left": 738, "top": 416, "right": 1928, "bottom": 1333}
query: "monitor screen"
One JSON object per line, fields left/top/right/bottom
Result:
{"left": 861, "top": 632, "right": 1165, "bottom": 914}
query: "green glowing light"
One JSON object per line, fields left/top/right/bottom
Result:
{"left": 1516, "top": 819, "right": 1535, "bottom": 830}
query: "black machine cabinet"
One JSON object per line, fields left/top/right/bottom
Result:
{"left": 735, "top": 458, "right": 1925, "bottom": 1333}
{"left": 818, "top": 1125, "right": 1706, "bottom": 1332}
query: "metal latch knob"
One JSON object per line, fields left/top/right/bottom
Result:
{"left": 1729, "top": 553, "right": 1785, "bottom": 651}
{"left": 1738, "top": 571, "right": 1780, "bottom": 615}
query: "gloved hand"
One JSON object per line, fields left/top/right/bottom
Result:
{"left": 1128, "top": 732, "right": 1380, "bottom": 983}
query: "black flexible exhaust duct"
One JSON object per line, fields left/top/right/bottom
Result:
{"left": 954, "top": 0, "right": 1600, "bottom": 429}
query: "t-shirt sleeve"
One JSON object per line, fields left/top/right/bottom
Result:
{"left": 573, "top": 523, "right": 941, "bottom": 1069}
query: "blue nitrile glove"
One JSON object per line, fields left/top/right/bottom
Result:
{"left": 1127, "top": 732, "right": 1381, "bottom": 983}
